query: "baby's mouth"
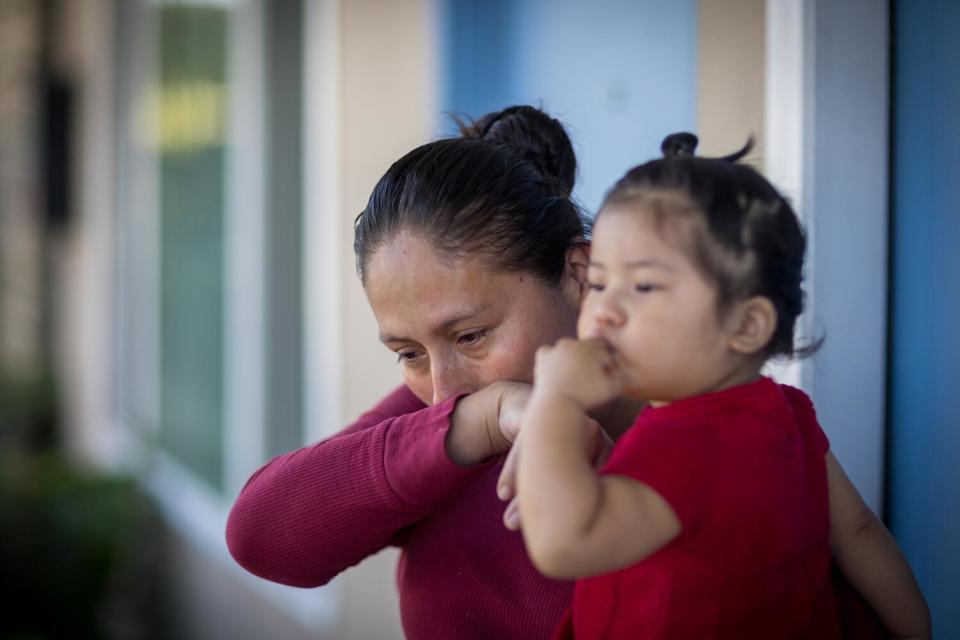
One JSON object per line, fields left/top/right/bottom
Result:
{"left": 594, "top": 336, "right": 627, "bottom": 368}
{"left": 596, "top": 336, "right": 619, "bottom": 357}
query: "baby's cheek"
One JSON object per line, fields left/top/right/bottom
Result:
{"left": 577, "top": 311, "right": 597, "bottom": 339}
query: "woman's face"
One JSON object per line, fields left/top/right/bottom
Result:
{"left": 365, "top": 231, "right": 585, "bottom": 406}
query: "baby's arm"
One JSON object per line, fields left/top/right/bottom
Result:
{"left": 827, "top": 452, "right": 931, "bottom": 639}
{"left": 516, "top": 338, "right": 680, "bottom": 579}
{"left": 518, "top": 392, "right": 680, "bottom": 578}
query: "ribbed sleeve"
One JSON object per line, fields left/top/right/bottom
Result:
{"left": 225, "top": 385, "right": 488, "bottom": 587}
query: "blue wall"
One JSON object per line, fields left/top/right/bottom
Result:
{"left": 889, "top": 1, "right": 960, "bottom": 636}
{"left": 439, "top": 0, "right": 698, "bottom": 213}
{"left": 806, "top": 0, "right": 890, "bottom": 512}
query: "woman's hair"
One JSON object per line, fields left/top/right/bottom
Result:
{"left": 354, "top": 105, "right": 589, "bottom": 286}
{"left": 600, "top": 133, "right": 817, "bottom": 359}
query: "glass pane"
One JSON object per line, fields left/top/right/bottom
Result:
{"left": 155, "top": 5, "right": 229, "bottom": 490}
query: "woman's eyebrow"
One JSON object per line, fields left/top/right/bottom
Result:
{"left": 379, "top": 304, "right": 493, "bottom": 343}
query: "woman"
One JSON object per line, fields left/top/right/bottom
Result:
{"left": 226, "top": 106, "right": 882, "bottom": 639}
{"left": 227, "top": 106, "right": 631, "bottom": 639}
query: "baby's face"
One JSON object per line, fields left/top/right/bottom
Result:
{"left": 578, "top": 205, "right": 741, "bottom": 405}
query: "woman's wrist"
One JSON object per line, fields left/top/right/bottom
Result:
{"left": 446, "top": 383, "right": 511, "bottom": 466}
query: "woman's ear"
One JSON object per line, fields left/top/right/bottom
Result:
{"left": 561, "top": 239, "right": 591, "bottom": 305}
{"left": 727, "top": 296, "right": 777, "bottom": 355}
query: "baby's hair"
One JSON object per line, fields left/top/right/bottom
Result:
{"left": 599, "top": 133, "right": 819, "bottom": 359}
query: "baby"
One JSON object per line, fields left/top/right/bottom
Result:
{"left": 509, "top": 134, "right": 930, "bottom": 639}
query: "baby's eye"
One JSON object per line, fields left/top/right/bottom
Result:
{"left": 457, "top": 330, "right": 487, "bottom": 347}
{"left": 587, "top": 282, "right": 605, "bottom": 292}
{"left": 635, "top": 284, "right": 659, "bottom": 293}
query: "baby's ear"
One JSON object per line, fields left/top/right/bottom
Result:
{"left": 727, "top": 296, "right": 777, "bottom": 355}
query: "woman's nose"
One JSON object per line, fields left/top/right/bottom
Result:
{"left": 430, "top": 356, "right": 474, "bottom": 405}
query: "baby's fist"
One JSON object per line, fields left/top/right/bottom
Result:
{"left": 533, "top": 337, "right": 625, "bottom": 410}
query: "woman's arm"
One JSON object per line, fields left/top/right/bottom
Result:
{"left": 827, "top": 452, "right": 931, "bottom": 640}
{"left": 226, "top": 382, "right": 519, "bottom": 587}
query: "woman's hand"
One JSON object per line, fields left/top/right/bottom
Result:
{"left": 495, "top": 381, "right": 533, "bottom": 445}
{"left": 497, "top": 415, "right": 614, "bottom": 530}
{"left": 446, "top": 381, "right": 532, "bottom": 466}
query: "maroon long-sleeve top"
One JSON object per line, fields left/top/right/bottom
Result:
{"left": 226, "top": 385, "right": 572, "bottom": 638}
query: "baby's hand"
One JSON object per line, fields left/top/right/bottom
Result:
{"left": 533, "top": 337, "right": 626, "bottom": 411}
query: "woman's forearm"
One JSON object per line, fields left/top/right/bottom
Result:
{"left": 833, "top": 517, "right": 931, "bottom": 639}
{"left": 827, "top": 453, "right": 931, "bottom": 639}
{"left": 226, "top": 386, "right": 487, "bottom": 587}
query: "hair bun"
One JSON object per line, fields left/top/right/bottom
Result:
{"left": 660, "top": 132, "right": 699, "bottom": 158}
{"left": 457, "top": 105, "right": 577, "bottom": 194}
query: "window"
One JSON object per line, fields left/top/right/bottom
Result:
{"left": 115, "top": 0, "right": 307, "bottom": 495}
{"left": 113, "top": 0, "right": 332, "bottom": 623}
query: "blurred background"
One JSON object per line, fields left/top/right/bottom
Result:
{"left": 0, "top": 0, "right": 956, "bottom": 638}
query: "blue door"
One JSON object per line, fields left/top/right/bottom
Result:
{"left": 889, "top": 2, "right": 960, "bottom": 636}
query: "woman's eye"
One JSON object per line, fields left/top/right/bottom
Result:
{"left": 457, "top": 330, "right": 487, "bottom": 347}
{"left": 587, "top": 282, "right": 605, "bottom": 292}
{"left": 635, "top": 284, "right": 658, "bottom": 293}
{"left": 396, "top": 351, "right": 422, "bottom": 364}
